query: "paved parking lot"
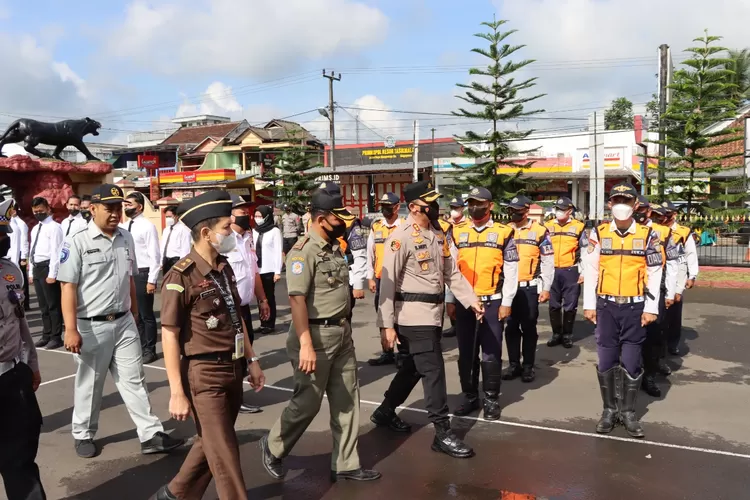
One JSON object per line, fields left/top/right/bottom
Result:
{"left": 4, "top": 282, "right": 750, "bottom": 499}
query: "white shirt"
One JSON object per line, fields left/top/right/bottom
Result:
{"left": 160, "top": 221, "right": 192, "bottom": 260}
{"left": 366, "top": 217, "right": 403, "bottom": 280}
{"left": 61, "top": 214, "right": 85, "bottom": 238}
{"left": 29, "top": 216, "right": 63, "bottom": 280}
{"left": 8, "top": 216, "right": 29, "bottom": 266}
{"left": 252, "top": 226, "right": 283, "bottom": 275}
{"left": 224, "top": 230, "right": 258, "bottom": 306}
{"left": 120, "top": 214, "right": 161, "bottom": 284}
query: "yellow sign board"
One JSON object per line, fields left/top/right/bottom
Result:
{"left": 362, "top": 147, "right": 414, "bottom": 160}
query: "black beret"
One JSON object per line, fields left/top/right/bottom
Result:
{"left": 178, "top": 190, "right": 233, "bottom": 229}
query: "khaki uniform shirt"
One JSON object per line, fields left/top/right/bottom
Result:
{"left": 160, "top": 249, "right": 242, "bottom": 356}
{"left": 377, "top": 215, "right": 478, "bottom": 329}
{"left": 0, "top": 258, "right": 38, "bottom": 372}
{"left": 282, "top": 213, "right": 301, "bottom": 239}
{"left": 286, "top": 230, "right": 350, "bottom": 320}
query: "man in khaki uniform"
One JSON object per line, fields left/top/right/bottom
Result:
{"left": 372, "top": 180, "right": 484, "bottom": 459}
{"left": 260, "top": 185, "right": 381, "bottom": 483}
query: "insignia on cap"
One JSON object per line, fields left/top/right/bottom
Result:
{"left": 662, "top": 202, "right": 669, "bottom": 207}
{"left": 557, "top": 198, "right": 564, "bottom": 204}
{"left": 512, "top": 197, "right": 518, "bottom": 203}
{"left": 427, "top": 182, "right": 433, "bottom": 189}
{"left": 471, "top": 188, "right": 479, "bottom": 195}
{"left": 320, "top": 182, "right": 327, "bottom": 189}
{"left": 451, "top": 198, "right": 458, "bottom": 203}
{"left": 110, "top": 187, "right": 119, "bottom": 196}
{"left": 613, "top": 185, "right": 630, "bottom": 192}
{"left": 381, "top": 194, "right": 389, "bottom": 201}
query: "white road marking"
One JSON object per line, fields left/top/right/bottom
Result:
{"left": 39, "top": 373, "right": 76, "bottom": 386}
{"left": 38, "top": 348, "right": 750, "bottom": 461}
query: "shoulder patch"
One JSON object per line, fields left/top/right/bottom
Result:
{"left": 165, "top": 283, "right": 185, "bottom": 293}
{"left": 390, "top": 239, "right": 401, "bottom": 252}
{"left": 172, "top": 257, "right": 196, "bottom": 274}
{"left": 292, "top": 236, "right": 309, "bottom": 250}
{"left": 290, "top": 261, "right": 305, "bottom": 275}
{"left": 60, "top": 247, "right": 70, "bottom": 264}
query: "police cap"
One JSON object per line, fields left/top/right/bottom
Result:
{"left": 311, "top": 188, "right": 355, "bottom": 223}
{"left": 0, "top": 198, "right": 13, "bottom": 233}
{"left": 637, "top": 195, "right": 650, "bottom": 207}
{"left": 378, "top": 192, "right": 400, "bottom": 205}
{"left": 466, "top": 187, "right": 492, "bottom": 202}
{"left": 404, "top": 180, "right": 442, "bottom": 203}
{"left": 230, "top": 194, "right": 251, "bottom": 209}
{"left": 91, "top": 184, "right": 125, "bottom": 205}
{"left": 508, "top": 195, "right": 532, "bottom": 210}
{"left": 659, "top": 200, "right": 678, "bottom": 213}
{"left": 179, "top": 190, "right": 233, "bottom": 229}
{"left": 448, "top": 196, "right": 466, "bottom": 208}
{"left": 318, "top": 181, "right": 341, "bottom": 196}
{"left": 609, "top": 182, "right": 638, "bottom": 200}
{"left": 554, "top": 196, "right": 574, "bottom": 210}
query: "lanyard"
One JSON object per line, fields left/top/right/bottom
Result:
{"left": 208, "top": 269, "right": 243, "bottom": 335}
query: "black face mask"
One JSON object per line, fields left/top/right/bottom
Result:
{"left": 381, "top": 206, "right": 396, "bottom": 218}
{"left": 469, "top": 206, "right": 489, "bottom": 221}
{"left": 234, "top": 215, "right": 251, "bottom": 230}
{"left": 70, "top": 209, "right": 80, "bottom": 217}
{"left": 633, "top": 212, "right": 647, "bottom": 223}
{"left": 323, "top": 220, "right": 347, "bottom": 240}
{"left": 34, "top": 213, "right": 48, "bottom": 222}
{"left": 419, "top": 202, "right": 440, "bottom": 221}
{"left": 81, "top": 210, "right": 92, "bottom": 222}
{"left": 0, "top": 237, "right": 10, "bottom": 259}
{"left": 124, "top": 208, "right": 138, "bottom": 218}
{"left": 509, "top": 211, "right": 525, "bottom": 222}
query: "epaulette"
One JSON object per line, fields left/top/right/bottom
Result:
{"left": 172, "top": 256, "right": 196, "bottom": 274}
{"left": 70, "top": 227, "right": 88, "bottom": 240}
{"left": 292, "top": 236, "right": 310, "bottom": 251}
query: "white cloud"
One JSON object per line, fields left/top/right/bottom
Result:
{"left": 105, "top": 0, "right": 389, "bottom": 78}
{"left": 52, "top": 62, "right": 90, "bottom": 100}
{"left": 176, "top": 81, "right": 244, "bottom": 119}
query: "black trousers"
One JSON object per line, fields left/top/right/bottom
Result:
{"left": 382, "top": 325, "right": 449, "bottom": 425}
{"left": 0, "top": 363, "right": 46, "bottom": 500}
{"left": 162, "top": 256, "right": 180, "bottom": 275}
{"left": 505, "top": 285, "right": 540, "bottom": 367}
{"left": 133, "top": 269, "right": 157, "bottom": 354}
{"left": 666, "top": 300, "right": 683, "bottom": 351}
{"left": 240, "top": 304, "right": 255, "bottom": 345}
{"left": 31, "top": 261, "right": 62, "bottom": 341}
{"left": 21, "top": 263, "right": 30, "bottom": 311}
{"left": 259, "top": 272, "right": 277, "bottom": 329}
{"left": 644, "top": 292, "right": 668, "bottom": 374}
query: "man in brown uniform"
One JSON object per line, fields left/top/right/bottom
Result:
{"left": 372, "top": 180, "right": 484, "bottom": 459}
{"left": 155, "top": 190, "right": 266, "bottom": 500}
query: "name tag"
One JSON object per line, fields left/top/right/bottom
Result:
{"left": 85, "top": 249, "right": 101, "bottom": 254}
{"left": 233, "top": 333, "right": 245, "bottom": 360}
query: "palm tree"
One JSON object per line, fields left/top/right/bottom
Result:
{"left": 727, "top": 48, "right": 750, "bottom": 103}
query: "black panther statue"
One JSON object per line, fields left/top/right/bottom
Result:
{"left": 0, "top": 117, "right": 102, "bottom": 161}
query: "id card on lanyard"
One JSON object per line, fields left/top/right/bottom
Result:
{"left": 209, "top": 270, "right": 245, "bottom": 360}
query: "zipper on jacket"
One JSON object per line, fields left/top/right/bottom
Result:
{"left": 618, "top": 237, "right": 624, "bottom": 296}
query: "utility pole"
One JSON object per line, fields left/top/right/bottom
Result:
{"left": 413, "top": 120, "right": 420, "bottom": 182}
{"left": 323, "top": 69, "right": 341, "bottom": 171}
{"left": 593, "top": 111, "right": 599, "bottom": 220}
{"left": 431, "top": 128, "right": 436, "bottom": 161}
{"left": 355, "top": 114, "right": 360, "bottom": 144}
{"left": 658, "top": 44, "right": 670, "bottom": 199}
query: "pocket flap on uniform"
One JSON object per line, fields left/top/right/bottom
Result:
{"left": 83, "top": 253, "right": 107, "bottom": 264}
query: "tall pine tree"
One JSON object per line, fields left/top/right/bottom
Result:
{"left": 651, "top": 31, "right": 744, "bottom": 221}
{"left": 265, "top": 134, "right": 321, "bottom": 211}
{"left": 451, "top": 18, "right": 544, "bottom": 206}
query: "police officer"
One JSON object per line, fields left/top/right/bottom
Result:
{"left": 366, "top": 192, "right": 406, "bottom": 366}
{"left": 450, "top": 187, "right": 518, "bottom": 420}
{"left": 504, "top": 195, "right": 555, "bottom": 383}
{"left": 260, "top": 185, "right": 381, "bottom": 483}
{"left": 344, "top": 207, "right": 368, "bottom": 323}
{"left": 372, "top": 180, "right": 483, "bottom": 458}
{"left": 156, "top": 190, "right": 266, "bottom": 500}
{"left": 0, "top": 198, "right": 47, "bottom": 500}
{"left": 584, "top": 183, "right": 663, "bottom": 438}
{"left": 448, "top": 196, "right": 467, "bottom": 225}
{"left": 544, "top": 196, "right": 587, "bottom": 348}
{"left": 441, "top": 198, "right": 464, "bottom": 338}
{"left": 59, "top": 184, "right": 184, "bottom": 459}
{"left": 633, "top": 197, "right": 679, "bottom": 397}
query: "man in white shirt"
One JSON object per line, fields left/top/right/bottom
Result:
{"left": 8, "top": 202, "right": 30, "bottom": 310}
{"left": 80, "top": 195, "right": 93, "bottom": 224}
{"left": 121, "top": 191, "right": 161, "bottom": 364}
{"left": 61, "top": 195, "right": 86, "bottom": 239}
{"left": 29, "top": 197, "right": 64, "bottom": 349}
{"left": 160, "top": 206, "right": 192, "bottom": 274}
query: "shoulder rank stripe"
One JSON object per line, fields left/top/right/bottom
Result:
{"left": 165, "top": 283, "right": 184, "bottom": 293}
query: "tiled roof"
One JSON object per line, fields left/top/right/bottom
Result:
{"left": 162, "top": 122, "right": 243, "bottom": 146}
{"left": 697, "top": 112, "right": 748, "bottom": 169}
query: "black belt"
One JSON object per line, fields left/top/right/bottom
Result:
{"left": 185, "top": 351, "right": 238, "bottom": 363}
{"left": 309, "top": 317, "right": 348, "bottom": 327}
{"left": 395, "top": 292, "right": 445, "bottom": 304}
{"left": 138, "top": 267, "right": 150, "bottom": 273}
{"left": 78, "top": 311, "right": 128, "bottom": 322}
{"left": 32, "top": 259, "right": 50, "bottom": 267}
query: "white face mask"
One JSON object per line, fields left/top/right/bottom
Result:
{"left": 450, "top": 209, "right": 463, "bottom": 219}
{"left": 254, "top": 217, "right": 264, "bottom": 225}
{"left": 555, "top": 209, "right": 569, "bottom": 221}
{"left": 611, "top": 203, "right": 634, "bottom": 221}
{"left": 165, "top": 217, "right": 175, "bottom": 227}
{"left": 211, "top": 231, "right": 236, "bottom": 253}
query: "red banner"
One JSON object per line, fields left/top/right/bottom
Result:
{"left": 184, "top": 173, "right": 197, "bottom": 183}
{"left": 150, "top": 176, "right": 160, "bottom": 201}
{"left": 138, "top": 155, "right": 159, "bottom": 171}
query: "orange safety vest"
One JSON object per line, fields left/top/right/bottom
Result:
{"left": 372, "top": 218, "right": 404, "bottom": 279}
{"left": 649, "top": 221, "right": 671, "bottom": 266}
{"left": 671, "top": 224, "right": 691, "bottom": 247}
{"left": 544, "top": 219, "right": 585, "bottom": 268}
{"left": 596, "top": 223, "right": 652, "bottom": 297}
{"left": 452, "top": 220, "right": 516, "bottom": 296}
{"left": 514, "top": 221, "right": 550, "bottom": 282}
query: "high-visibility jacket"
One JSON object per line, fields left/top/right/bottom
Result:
{"left": 306, "top": 216, "right": 348, "bottom": 252}
{"left": 438, "top": 219, "right": 453, "bottom": 244}
{"left": 514, "top": 221, "right": 551, "bottom": 282}
{"left": 372, "top": 217, "right": 405, "bottom": 279}
{"left": 596, "top": 222, "right": 654, "bottom": 297}
{"left": 671, "top": 224, "right": 691, "bottom": 247}
{"left": 648, "top": 221, "right": 671, "bottom": 266}
{"left": 544, "top": 219, "right": 586, "bottom": 268}
{"left": 452, "top": 220, "right": 516, "bottom": 296}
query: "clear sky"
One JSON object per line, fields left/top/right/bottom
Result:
{"left": 1, "top": 0, "right": 749, "bottom": 145}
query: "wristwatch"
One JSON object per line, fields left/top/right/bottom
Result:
{"left": 259, "top": 298, "right": 269, "bottom": 304}
{"left": 248, "top": 356, "right": 260, "bottom": 364}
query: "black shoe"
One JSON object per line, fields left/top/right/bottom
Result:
{"left": 260, "top": 435, "right": 284, "bottom": 480}
{"left": 596, "top": 366, "right": 618, "bottom": 434}
{"left": 641, "top": 374, "right": 661, "bottom": 398}
{"left": 453, "top": 395, "right": 480, "bottom": 416}
{"left": 562, "top": 335, "right": 574, "bottom": 349}
{"left": 480, "top": 361, "right": 502, "bottom": 421}
{"left": 156, "top": 485, "right": 177, "bottom": 500}
{"left": 546, "top": 334, "right": 563, "bottom": 347}
{"left": 141, "top": 432, "right": 184, "bottom": 454}
{"left": 75, "top": 439, "right": 98, "bottom": 458}
{"left": 45, "top": 338, "right": 64, "bottom": 350}
{"left": 521, "top": 365, "right": 535, "bottom": 383}
{"left": 368, "top": 351, "right": 395, "bottom": 366}
{"left": 240, "top": 403, "right": 263, "bottom": 414}
{"left": 442, "top": 326, "right": 456, "bottom": 338}
{"left": 330, "top": 468, "right": 382, "bottom": 482}
{"left": 502, "top": 363, "right": 522, "bottom": 381}
{"left": 370, "top": 406, "right": 411, "bottom": 433}
{"left": 35, "top": 337, "right": 50, "bottom": 348}
{"left": 620, "top": 367, "right": 645, "bottom": 438}
{"left": 142, "top": 351, "right": 158, "bottom": 364}
{"left": 431, "top": 423, "right": 474, "bottom": 459}
{"left": 668, "top": 346, "right": 680, "bottom": 356}
{"left": 658, "top": 360, "right": 672, "bottom": 376}
{"left": 482, "top": 395, "right": 501, "bottom": 421}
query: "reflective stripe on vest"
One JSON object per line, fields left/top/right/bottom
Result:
{"left": 453, "top": 222, "right": 515, "bottom": 296}
{"left": 596, "top": 223, "right": 651, "bottom": 297}
{"left": 372, "top": 218, "right": 403, "bottom": 279}
{"left": 649, "top": 222, "right": 671, "bottom": 266}
{"left": 544, "top": 219, "right": 585, "bottom": 268}
{"left": 515, "top": 221, "right": 546, "bottom": 282}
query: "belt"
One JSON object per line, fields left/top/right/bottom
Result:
{"left": 186, "top": 351, "right": 237, "bottom": 363}
{"left": 78, "top": 311, "right": 129, "bottom": 322}
{"left": 600, "top": 295, "right": 645, "bottom": 305}
{"left": 478, "top": 293, "right": 503, "bottom": 302}
{"left": 395, "top": 292, "right": 444, "bottom": 304}
{"left": 519, "top": 279, "right": 539, "bottom": 288}
{"left": 0, "top": 357, "right": 20, "bottom": 377}
{"left": 138, "top": 267, "right": 150, "bottom": 273}
{"left": 309, "top": 317, "right": 348, "bottom": 327}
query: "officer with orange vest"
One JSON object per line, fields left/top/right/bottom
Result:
{"left": 544, "top": 197, "right": 587, "bottom": 349}
{"left": 503, "top": 195, "right": 555, "bottom": 383}
{"left": 451, "top": 187, "right": 519, "bottom": 420}
{"left": 584, "top": 183, "right": 663, "bottom": 438}
{"left": 366, "top": 192, "right": 406, "bottom": 367}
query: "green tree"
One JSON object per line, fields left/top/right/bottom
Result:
{"left": 451, "top": 18, "right": 544, "bottom": 206}
{"left": 265, "top": 140, "right": 321, "bottom": 211}
{"left": 604, "top": 97, "right": 635, "bottom": 130}
{"left": 650, "top": 31, "right": 743, "bottom": 221}
{"left": 726, "top": 48, "right": 750, "bottom": 103}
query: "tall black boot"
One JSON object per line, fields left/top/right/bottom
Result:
{"left": 619, "top": 367, "right": 645, "bottom": 438}
{"left": 454, "top": 357, "right": 480, "bottom": 416}
{"left": 595, "top": 366, "right": 619, "bottom": 434}
{"left": 641, "top": 341, "right": 661, "bottom": 397}
{"left": 481, "top": 361, "right": 502, "bottom": 421}
{"left": 431, "top": 421, "right": 474, "bottom": 459}
{"left": 562, "top": 310, "right": 576, "bottom": 348}
{"left": 547, "top": 308, "right": 563, "bottom": 346}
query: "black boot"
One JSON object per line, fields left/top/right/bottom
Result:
{"left": 562, "top": 310, "right": 576, "bottom": 348}
{"left": 454, "top": 357, "right": 480, "bottom": 416}
{"left": 431, "top": 421, "right": 474, "bottom": 459}
{"left": 595, "top": 366, "right": 618, "bottom": 434}
{"left": 641, "top": 374, "right": 661, "bottom": 397}
{"left": 658, "top": 359, "right": 672, "bottom": 376}
{"left": 502, "top": 362, "right": 522, "bottom": 381}
{"left": 619, "top": 367, "right": 645, "bottom": 438}
{"left": 547, "top": 308, "right": 563, "bottom": 346}
{"left": 368, "top": 351, "right": 395, "bottom": 366}
{"left": 481, "top": 361, "right": 502, "bottom": 421}
{"left": 641, "top": 341, "right": 661, "bottom": 397}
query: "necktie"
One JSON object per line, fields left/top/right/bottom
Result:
{"left": 164, "top": 227, "right": 173, "bottom": 257}
{"left": 66, "top": 218, "right": 73, "bottom": 236}
{"left": 128, "top": 220, "right": 134, "bottom": 232}
{"left": 30, "top": 224, "right": 41, "bottom": 266}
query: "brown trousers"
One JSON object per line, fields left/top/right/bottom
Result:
{"left": 169, "top": 358, "right": 246, "bottom": 500}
